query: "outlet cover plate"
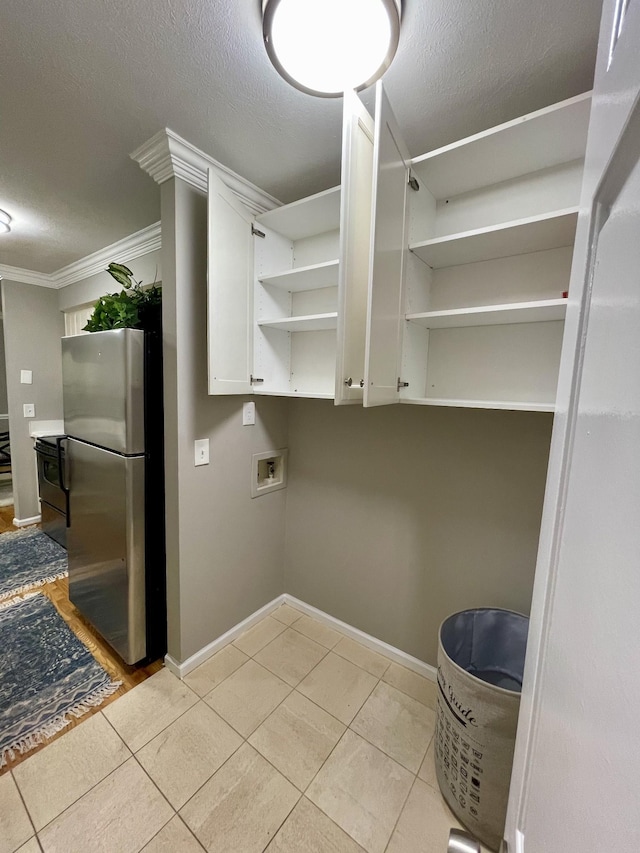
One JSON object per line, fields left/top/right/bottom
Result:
{"left": 23, "top": 403, "right": 35, "bottom": 418}
{"left": 243, "top": 401, "right": 256, "bottom": 425}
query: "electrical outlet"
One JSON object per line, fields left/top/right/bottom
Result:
{"left": 242, "top": 401, "right": 256, "bottom": 425}
{"left": 194, "top": 438, "right": 209, "bottom": 466}
{"left": 23, "top": 403, "right": 35, "bottom": 418}
{"left": 20, "top": 370, "right": 32, "bottom": 385}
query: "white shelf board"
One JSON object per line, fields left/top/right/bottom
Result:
{"left": 406, "top": 299, "right": 567, "bottom": 329}
{"left": 258, "top": 312, "right": 338, "bottom": 332}
{"left": 254, "top": 390, "right": 334, "bottom": 399}
{"left": 410, "top": 208, "right": 579, "bottom": 269}
{"left": 411, "top": 92, "right": 591, "bottom": 199}
{"left": 256, "top": 186, "right": 341, "bottom": 241}
{"left": 259, "top": 260, "right": 339, "bottom": 292}
{"left": 401, "top": 397, "right": 556, "bottom": 412}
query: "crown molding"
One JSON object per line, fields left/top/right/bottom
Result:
{"left": 0, "top": 222, "right": 161, "bottom": 290}
{"left": 0, "top": 264, "right": 58, "bottom": 288}
{"left": 52, "top": 222, "right": 161, "bottom": 287}
{"left": 131, "top": 128, "right": 281, "bottom": 216}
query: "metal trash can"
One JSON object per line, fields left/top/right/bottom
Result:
{"left": 435, "top": 608, "right": 529, "bottom": 852}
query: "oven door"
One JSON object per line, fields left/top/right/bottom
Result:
{"left": 36, "top": 446, "right": 67, "bottom": 513}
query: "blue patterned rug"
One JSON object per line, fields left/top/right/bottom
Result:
{"left": 0, "top": 592, "right": 121, "bottom": 766}
{"left": 0, "top": 527, "right": 67, "bottom": 601}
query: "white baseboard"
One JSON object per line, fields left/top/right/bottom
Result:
{"left": 283, "top": 594, "right": 437, "bottom": 682}
{"left": 165, "top": 594, "right": 286, "bottom": 678}
{"left": 13, "top": 515, "right": 41, "bottom": 527}
{"left": 166, "top": 592, "right": 436, "bottom": 684}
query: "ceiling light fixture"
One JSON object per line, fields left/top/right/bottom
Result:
{"left": 0, "top": 210, "right": 11, "bottom": 234}
{"left": 262, "top": 0, "right": 401, "bottom": 98}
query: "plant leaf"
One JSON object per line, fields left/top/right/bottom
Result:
{"left": 108, "top": 262, "right": 134, "bottom": 276}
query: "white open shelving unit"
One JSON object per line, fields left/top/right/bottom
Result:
{"left": 398, "top": 92, "right": 591, "bottom": 412}
{"left": 253, "top": 186, "right": 342, "bottom": 398}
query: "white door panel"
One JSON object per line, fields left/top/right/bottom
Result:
{"left": 207, "top": 168, "right": 254, "bottom": 395}
{"left": 505, "top": 2, "right": 640, "bottom": 850}
{"left": 335, "top": 90, "right": 375, "bottom": 405}
{"left": 364, "top": 83, "right": 410, "bottom": 407}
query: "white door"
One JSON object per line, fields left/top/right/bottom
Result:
{"left": 334, "top": 90, "right": 375, "bottom": 405}
{"left": 504, "top": 1, "right": 640, "bottom": 851}
{"left": 207, "top": 168, "right": 254, "bottom": 395}
{"left": 363, "top": 82, "right": 410, "bottom": 407}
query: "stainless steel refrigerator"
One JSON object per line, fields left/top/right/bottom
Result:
{"left": 62, "top": 327, "right": 165, "bottom": 665}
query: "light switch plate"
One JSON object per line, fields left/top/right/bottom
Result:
{"left": 194, "top": 438, "right": 209, "bottom": 466}
{"left": 23, "top": 403, "right": 35, "bottom": 418}
{"left": 242, "top": 401, "right": 256, "bottom": 425}
{"left": 20, "top": 370, "right": 33, "bottom": 385}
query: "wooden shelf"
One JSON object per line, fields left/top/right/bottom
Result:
{"left": 406, "top": 299, "right": 567, "bottom": 329}
{"left": 401, "top": 397, "right": 556, "bottom": 412}
{"left": 411, "top": 93, "right": 591, "bottom": 199}
{"left": 258, "top": 313, "right": 338, "bottom": 332}
{"left": 259, "top": 260, "right": 339, "bottom": 292}
{"left": 410, "top": 208, "right": 579, "bottom": 269}
{"left": 256, "top": 187, "right": 341, "bottom": 241}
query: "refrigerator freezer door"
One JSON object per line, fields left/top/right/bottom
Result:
{"left": 62, "top": 328, "right": 145, "bottom": 454}
{"left": 67, "top": 438, "right": 146, "bottom": 664}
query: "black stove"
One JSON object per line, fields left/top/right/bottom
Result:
{"left": 34, "top": 435, "right": 68, "bottom": 548}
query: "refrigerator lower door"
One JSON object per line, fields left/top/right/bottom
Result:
{"left": 67, "top": 438, "right": 146, "bottom": 664}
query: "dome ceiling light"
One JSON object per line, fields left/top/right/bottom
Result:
{"left": 262, "top": 0, "right": 402, "bottom": 98}
{"left": 0, "top": 210, "right": 11, "bottom": 234}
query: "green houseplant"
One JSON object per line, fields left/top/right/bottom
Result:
{"left": 83, "top": 262, "right": 161, "bottom": 332}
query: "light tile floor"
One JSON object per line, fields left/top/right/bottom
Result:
{"left": 3, "top": 605, "right": 491, "bottom": 853}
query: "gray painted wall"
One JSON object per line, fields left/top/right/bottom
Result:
{"left": 161, "top": 178, "right": 288, "bottom": 662}
{"left": 0, "top": 320, "right": 9, "bottom": 415}
{"left": 1, "top": 280, "right": 65, "bottom": 520}
{"left": 57, "top": 249, "right": 162, "bottom": 312}
{"left": 284, "top": 400, "right": 553, "bottom": 666}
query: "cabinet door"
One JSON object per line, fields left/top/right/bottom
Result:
{"left": 363, "top": 83, "right": 411, "bottom": 406}
{"left": 207, "top": 168, "right": 254, "bottom": 394}
{"left": 334, "top": 90, "right": 375, "bottom": 405}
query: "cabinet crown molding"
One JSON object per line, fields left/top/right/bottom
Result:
{"left": 130, "top": 128, "right": 281, "bottom": 216}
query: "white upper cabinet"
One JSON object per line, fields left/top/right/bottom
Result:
{"left": 207, "top": 169, "right": 255, "bottom": 395}
{"left": 207, "top": 92, "right": 374, "bottom": 401}
{"left": 363, "top": 87, "right": 591, "bottom": 411}
{"left": 208, "top": 84, "right": 591, "bottom": 411}
{"left": 364, "top": 84, "right": 411, "bottom": 407}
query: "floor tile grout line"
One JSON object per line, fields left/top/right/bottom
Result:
{"left": 299, "top": 727, "right": 376, "bottom": 851}
{"left": 132, "top": 814, "right": 196, "bottom": 853}
{"left": 173, "top": 732, "right": 251, "bottom": 818}
{"left": 12, "top": 711, "right": 134, "bottom": 838}
{"left": 27, "top": 753, "right": 150, "bottom": 838}
{"left": 382, "top": 773, "right": 421, "bottom": 853}
{"left": 301, "top": 720, "right": 425, "bottom": 852}
{"left": 9, "top": 769, "right": 40, "bottom": 847}
{"left": 103, "top": 678, "right": 201, "bottom": 755}
{"left": 347, "top": 683, "right": 437, "bottom": 774}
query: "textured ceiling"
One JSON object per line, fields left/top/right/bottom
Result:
{"left": 0, "top": 0, "right": 602, "bottom": 273}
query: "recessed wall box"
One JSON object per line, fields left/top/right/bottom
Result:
{"left": 251, "top": 449, "right": 288, "bottom": 498}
